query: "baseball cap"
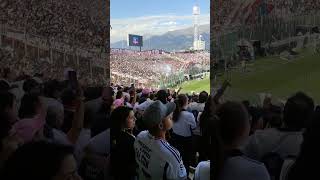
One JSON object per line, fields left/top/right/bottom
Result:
{"left": 136, "top": 100, "right": 153, "bottom": 111}
{"left": 142, "top": 100, "right": 176, "bottom": 128}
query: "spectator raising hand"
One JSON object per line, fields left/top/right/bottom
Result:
{"left": 67, "top": 97, "right": 85, "bottom": 144}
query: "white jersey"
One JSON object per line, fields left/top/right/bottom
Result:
{"left": 195, "top": 156, "right": 270, "bottom": 180}
{"left": 134, "top": 131, "right": 187, "bottom": 180}
{"left": 172, "top": 111, "right": 196, "bottom": 137}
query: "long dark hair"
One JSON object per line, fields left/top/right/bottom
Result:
{"left": 209, "top": 101, "right": 249, "bottom": 180}
{"left": 19, "top": 93, "right": 40, "bottom": 119}
{"left": 172, "top": 94, "right": 188, "bottom": 122}
{"left": 287, "top": 110, "right": 320, "bottom": 180}
{"left": 200, "top": 95, "right": 216, "bottom": 136}
{"left": 110, "top": 106, "right": 133, "bottom": 141}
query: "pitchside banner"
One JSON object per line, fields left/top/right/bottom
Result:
{"left": 128, "top": 34, "right": 143, "bottom": 47}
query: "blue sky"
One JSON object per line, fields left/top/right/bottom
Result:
{"left": 110, "top": 0, "right": 210, "bottom": 43}
{"left": 111, "top": 0, "right": 209, "bottom": 19}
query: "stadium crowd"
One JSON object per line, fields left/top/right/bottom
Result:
{"left": 0, "top": 0, "right": 107, "bottom": 50}
{"left": 214, "top": 0, "right": 320, "bottom": 26}
{"left": 110, "top": 49, "right": 209, "bottom": 87}
{"left": 1, "top": 0, "right": 320, "bottom": 179}
{"left": 273, "top": 0, "right": 320, "bottom": 16}
{"left": 0, "top": 47, "right": 106, "bottom": 86}
{"left": 0, "top": 64, "right": 319, "bottom": 180}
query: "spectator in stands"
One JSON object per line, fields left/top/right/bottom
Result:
{"left": 188, "top": 91, "right": 208, "bottom": 165}
{"left": 156, "top": 89, "right": 168, "bottom": 104}
{"left": 243, "top": 92, "right": 314, "bottom": 161}
{"left": 248, "top": 106, "right": 264, "bottom": 135}
{"left": 2, "top": 141, "right": 82, "bottom": 180}
{"left": 194, "top": 101, "right": 270, "bottom": 180}
{"left": 0, "top": 92, "right": 18, "bottom": 125}
{"left": 43, "top": 80, "right": 64, "bottom": 131}
{"left": 189, "top": 91, "right": 208, "bottom": 112}
{"left": 263, "top": 105, "right": 283, "bottom": 129}
{"left": 22, "top": 78, "right": 42, "bottom": 95}
{"left": 170, "top": 94, "right": 196, "bottom": 176}
{"left": 14, "top": 93, "right": 46, "bottom": 143}
{"left": 0, "top": 80, "right": 13, "bottom": 92}
{"left": 134, "top": 88, "right": 154, "bottom": 113}
{"left": 87, "top": 86, "right": 114, "bottom": 137}
{"left": 134, "top": 101, "right": 187, "bottom": 179}
{"left": 18, "top": 93, "right": 42, "bottom": 120}
{"left": 43, "top": 80, "right": 64, "bottom": 100}
{"left": 61, "top": 89, "right": 78, "bottom": 133}
{"left": 111, "top": 107, "right": 137, "bottom": 180}
{"left": 282, "top": 108, "right": 320, "bottom": 180}
{"left": 138, "top": 88, "right": 151, "bottom": 104}
{"left": 199, "top": 96, "right": 216, "bottom": 161}
{"left": 115, "top": 90, "right": 123, "bottom": 100}
{"left": 0, "top": 92, "right": 22, "bottom": 171}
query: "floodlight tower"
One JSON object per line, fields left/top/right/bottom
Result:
{"left": 193, "top": 3, "right": 200, "bottom": 50}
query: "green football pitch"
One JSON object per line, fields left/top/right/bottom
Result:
{"left": 179, "top": 49, "right": 320, "bottom": 104}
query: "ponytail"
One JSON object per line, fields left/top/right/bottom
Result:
{"left": 172, "top": 94, "right": 188, "bottom": 122}
{"left": 209, "top": 102, "right": 250, "bottom": 180}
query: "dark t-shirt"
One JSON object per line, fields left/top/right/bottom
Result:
{"left": 111, "top": 131, "right": 136, "bottom": 179}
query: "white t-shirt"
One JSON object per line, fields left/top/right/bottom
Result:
{"left": 43, "top": 97, "right": 64, "bottom": 112}
{"left": 172, "top": 111, "right": 196, "bottom": 137}
{"left": 188, "top": 102, "right": 205, "bottom": 112}
{"left": 242, "top": 128, "right": 303, "bottom": 161}
{"left": 195, "top": 157, "right": 270, "bottom": 180}
{"left": 193, "top": 112, "right": 202, "bottom": 136}
{"left": 74, "top": 129, "right": 91, "bottom": 163}
{"left": 188, "top": 103, "right": 205, "bottom": 136}
{"left": 134, "top": 131, "right": 187, "bottom": 180}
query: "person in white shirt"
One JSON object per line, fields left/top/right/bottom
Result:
{"left": 134, "top": 100, "right": 187, "bottom": 180}
{"left": 171, "top": 94, "right": 196, "bottom": 176}
{"left": 188, "top": 91, "right": 208, "bottom": 166}
{"left": 195, "top": 101, "right": 270, "bottom": 180}
{"left": 243, "top": 92, "right": 314, "bottom": 161}
{"left": 188, "top": 91, "right": 208, "bottom": 113}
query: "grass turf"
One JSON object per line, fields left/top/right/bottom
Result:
{"left": 179, "top": 49, "right": 320, "bottom": 104}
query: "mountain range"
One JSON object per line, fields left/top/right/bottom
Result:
{"left": 111, "top": 24, "right": 210, "bottom": 52}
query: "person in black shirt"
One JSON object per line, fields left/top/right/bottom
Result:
{"left": 111, "top": 106, "right": 137, "bottom": 180}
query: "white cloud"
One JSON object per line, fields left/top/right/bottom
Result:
{"left": 110, "top": 14, "right": 209, "bottom": 43}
